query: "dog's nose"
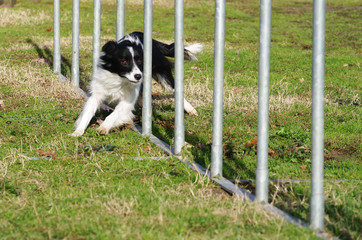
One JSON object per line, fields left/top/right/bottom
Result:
{"left": 134, "top": 74, "right": 142, "bottom": 80}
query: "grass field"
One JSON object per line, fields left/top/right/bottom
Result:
{"left": 0, "top": 0, "right": 361, "bottom": 239}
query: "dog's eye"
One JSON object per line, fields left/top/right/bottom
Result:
{"left": 136, "top": 59, "right": 142, "bottom": 64}
{"left": 121, "top": 60, "right": 128, "bottom": 65}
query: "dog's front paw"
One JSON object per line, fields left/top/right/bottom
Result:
{"left": 69, "top": 129, "right": 85, "bottom": 137}
{"left": 184, "top": 104, "right": 198, "bottom": 116}
{"left": 97, "top": 126, "right": 109, "bottom": 135}
{"left": 184, "top": 99, "right": 198, "bottom": 116}
{"left": 187, "top": 108, "right": 198, "bottom": 116}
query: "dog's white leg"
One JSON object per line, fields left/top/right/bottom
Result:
{"left": 70, "top": 96, "right": 102, "bottom": 137}
{"left": 97, "top": 101, "right": 135, "bottom": 135}
{"left": 154, "top": 74, "right": 198, "bottom": 116}
{"left": 184, "top": 98, "right": 198, "bottom": 116}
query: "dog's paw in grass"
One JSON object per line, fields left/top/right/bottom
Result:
{"left": 69, "top": 129, "right": 85, "bottom": 137}
{"left": 97, "top": 126, "right": 110, "bottom": 135}
{"left": 187, "top": 108, "right": 198, "bottom": 116}
{"left": 184, "top": 99, "right": 198, "bottom": 116}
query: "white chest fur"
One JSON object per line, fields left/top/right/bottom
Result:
{"left": 90, "top": 68, "right": 141, "bottom": 105}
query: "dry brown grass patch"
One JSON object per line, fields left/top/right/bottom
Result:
{"left": 103, "top": 196, "right": 138, "bottom": 217}
{"left": 0, "top": 60, "right": 82, "bottom": 103}
{"left": 80, "top": 0, "right": 214, "bottom": 8}
{"left": 0, "top": 8, "right": 50, "bottom": 26}
{"left": 181, "top": 79, "right": 314, "bottom": 112}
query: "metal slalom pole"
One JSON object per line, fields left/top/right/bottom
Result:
{"left": 116, "top": 0, "right": 125, "bottom": 41}
{"left": 53, "top": 0, "right": 61, "bottom": 77}
{"left": 174, "top": 0, "right": 185, "bottom": 155}
{"left": 255, "top": 0, "right": 272, "bottom": 203}
{"left": 310, "top": 0, "right": 326, "bottom": 231}
{"left": 142, "top": 0, "right": 153, "bottom": 136}
{"left": 92, "top": 0, "right": 101, "bottom": 79}
{"left": 71, "top": 0, "right": 80, "bottom": 86}
{"left": 210, "top": 0, "right": 226, "bottom": 178}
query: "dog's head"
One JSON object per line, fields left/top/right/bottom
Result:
{"left": 100, "top": 40, "right": 143, "bottom": 84}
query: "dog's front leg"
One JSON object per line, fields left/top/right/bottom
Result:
{"left": 70, "top": 95, "right": 102, "bottom": 137}
{"left": 97, "top": 101, "right": 135, "bottom": 135}
{"left": 184, "top": 98, "right": 198, "bottom": 116}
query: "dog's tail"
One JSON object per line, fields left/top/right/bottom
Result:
{"left": 184, "top": 43, "right": 204, "bottom": 61}
{"left": 129, "top": 32, "right": 204, "bottom": 61}
{"left": 155, "top": 41, "right": 204, "bottom": 62}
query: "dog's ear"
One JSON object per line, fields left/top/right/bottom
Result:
{"left": 102, "top": 41, "right": 117, "bottom": 54}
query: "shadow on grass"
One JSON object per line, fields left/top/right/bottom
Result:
{"left": 146, "top": 102, "right": 256, "bottom": 180}
{"left": 255, "top": 181, "right": 361, "bottom": 240}
{"left": 26, "top": 38, "right": 90, "bottom": 91}
{"left": 324, "top": 201, "right": 360, "bottom": 240}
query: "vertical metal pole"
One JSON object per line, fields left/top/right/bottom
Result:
{"left": 174, "top": 0, "right": 185, "bottom": 155}
{"left": 116, "top": 0, "right": 125, "bottom": 41}
{"left": 142, "top": 0, "right": 153, "bottom": 136}
{"left": 210, "top": 0, "right": 225, "bottom": 178}
{"left": 53, "top": 0, "right": 61, "bottom": 76}
{"left": 71, "top": 0, "right": 80, "bottom": 86}
{"left": 310, "top": 0, "right": 326, "bottom": 231}
{"left": 255, "top": 0, "right": 272, "bottom": 203}
{"left": 92, "top": 0, "right": 101, "bottom": 79}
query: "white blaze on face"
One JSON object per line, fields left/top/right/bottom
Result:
{"left": 124, "top": 47, "right": 143, "bottom": 83}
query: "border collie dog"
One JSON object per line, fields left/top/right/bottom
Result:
{"left": 70, "top": 31, "right": 203, "bottom": 137}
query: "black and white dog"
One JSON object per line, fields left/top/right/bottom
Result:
{"left": 70, "top": 32, "right": 203, "bottom": 137}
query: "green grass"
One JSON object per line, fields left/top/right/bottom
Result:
{"left": 0, "top": 0, "right": 361, "bottom": 239}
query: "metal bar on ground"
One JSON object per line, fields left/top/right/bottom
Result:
{"left": 210, "top": 0, "right": 226, "bottom": 178}
{"left": 132, "top": 123, "right": 314, "bottom": 231}
{"left": 174, "top": 0, "right": 185, "bottom": 155}
{"left": 71, "top": 0, "right": 80, "bottom": 86}
{"left": 120, "top": 156, "right": 173, "bottom": 161}
{"left": 310, "top": 0, "right": 326, "bottom": 232}
{"left": 142, "top": 0, "right": 153, "bottom": 136}
{"left": 92, "top": 0, "right": 101, "bottom": 80}
{"left": 53, "top": 0, "right": 61, "bottom": 76}
{"left": 231, "top": 179, "right": 358, "bottom": 184}
{"left": 255, "top": 0, "right": 272, "bottom": 203}
{"left": 132, "top": 124, "right": 174, "bottom": 155}
{"left": 116, "top": 0, "right": 125, "bottom": 41}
